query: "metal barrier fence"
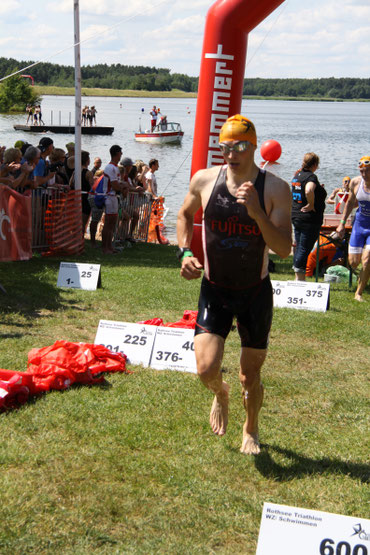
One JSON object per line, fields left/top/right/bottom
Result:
{"left": 114, "top": 192, "right": 153, "bottom": 244}
{"left": 30, "top": 187, "right": 153, "bottom": 251}
{"left": 31, "top": 187, "right": 65, "bottom": 251}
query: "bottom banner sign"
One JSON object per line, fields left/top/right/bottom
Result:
{"left": 94, "top": 320, "right": 197, "bottom": 373}
{"left": 257, "top": 502, "right": 369, "bottom": 555}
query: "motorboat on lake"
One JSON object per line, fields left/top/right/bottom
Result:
{"left": 135, "top": 121, "right": 184, "bottom": 144}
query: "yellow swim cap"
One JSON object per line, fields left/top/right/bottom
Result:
{"left": 343, "top": 176, "right": 350, "bottom": 183}
{"left": 219, "top": 115, "right": 257, "bottom": 146}
{"left": 358, "top": 156, "right": 370, "bottom": 168}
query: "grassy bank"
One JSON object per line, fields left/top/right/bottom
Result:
{"left": 34, "top": 85, "right": 370, "bottom": 102}
{"left": 34, "top": 86, "right": 197, "bottom": 98}
{"left": 0, "top": 243, "right": 368, "bottom": 554}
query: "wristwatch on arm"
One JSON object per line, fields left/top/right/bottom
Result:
{"left": 176, "top": 247, "right": 193, "bottom": 262}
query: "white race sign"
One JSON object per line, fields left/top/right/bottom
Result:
{"left": 94, "top": 320, "right": 197, "bottom": 373}
{"left": 150, "top": 327, "right": 197, "bottom": 373}
{"left": 257, "top": 502, "right": 369, "bottom": 555}
{"left": 57, "top": 262, "right": 101, "bottom": 290}
{"left": 271, "top": 280, "right": 330, "bottom": 312}
{"left": 95, "top": 321, "right": 156, "bottom": 366}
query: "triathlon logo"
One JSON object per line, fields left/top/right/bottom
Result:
{"left": 139, "top": 326, "right": 155, "bottom": 336}
{"left": 215, "top": 194, "right": 229, "bottom": 208}
{"left": 0, "top": 208, "right": 11, "bottom": 240}
{"left": 351, "top": 523, "right": 370, "bottom": 541}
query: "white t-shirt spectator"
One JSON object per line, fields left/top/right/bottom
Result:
{"left": 145, "top": 170, "right": 157, "bottom": 197}
{"left": 104, "top": 162, "right": 120, "bottom": 196}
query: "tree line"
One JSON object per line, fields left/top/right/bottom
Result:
{"left": 1, "top": 57, "right": 370, "bottom": 99}
{"left": 0, "top": 58, "right": 197, "bottom": 93}
{"left": 243, "top": 77, "right": 370, "bottom": 100}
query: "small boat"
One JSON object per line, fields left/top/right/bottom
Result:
{"left": 135, "top": 121, "right": 184, "bottom": 144}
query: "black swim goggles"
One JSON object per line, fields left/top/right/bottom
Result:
{"left": 219, "top": 141, "right": 250, "bottom": 155}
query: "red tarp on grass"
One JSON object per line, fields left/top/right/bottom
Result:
{"left": 0, "top": 341, "right": 129, "bottom": 411}
{"left": 138, "top": 310, "right": 198, "bottom": 329}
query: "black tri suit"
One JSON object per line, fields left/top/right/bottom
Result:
{"left": 195, "top": 166, "right": 273, "bottom": 348}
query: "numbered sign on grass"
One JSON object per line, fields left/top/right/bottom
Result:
{"left": 57, "top": 262, "right": 101, "bottom": 290}
{"left": 271, "top": 280, "right": 330, "bottom": 312}
{"left": 270, "top": 280, "right": 289, "bottom": 308}
{"left": 94, "top": 320, "right": 156, "bottom": 366}
{"left": 257, "top": 502, "right": 370, "bottom": 555}
{"left": 150, "top": 327, "right": 197, "bottom": 373}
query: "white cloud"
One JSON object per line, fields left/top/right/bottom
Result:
{"left": 0, "top": 0, "right": 20, "bottom": 15}
{"left": 49, "top": 0, "right": 173, "bottom": 19}
{"left": 80, "top": 24, "right": 116, "bottom": 45}
{"left": 0, "top": 37, "right": 14, "bottom": 46}
{"left": 1, "top": 0, "right": 369, "bottom": 78}
{"left": 242, "top": 0, "right": 370, "bottom": 78}
{"left": 144, "top": 15, "right": 204, "bottom": 40}
{"left": 33, "top": 23, "right": 58, "bottom": 38}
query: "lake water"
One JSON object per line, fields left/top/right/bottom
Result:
{"left": 1, "top": 96, "right": 369, "bottom": 240}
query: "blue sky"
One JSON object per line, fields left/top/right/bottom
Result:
{"left": 1, "top": 0, "right": 369, "bottom": 78}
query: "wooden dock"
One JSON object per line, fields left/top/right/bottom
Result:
{"left": 14, "top": 124, "right": 114, "bottom": 136}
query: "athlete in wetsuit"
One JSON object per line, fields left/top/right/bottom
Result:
{"left": 177, "top": 115, "right": 292, "bottom": 455}
{"left": 337, "top": 156, "right": 370, "bottom": 301}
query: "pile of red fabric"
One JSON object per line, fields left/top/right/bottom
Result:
{"left": 138, "top": 310, "right": 197, "bottom": 329}
{"left": 27, "top": 341, "right": 129, "bottom": 390}
{"left": 0, "top": 341, "right": 129, "bottom": 411}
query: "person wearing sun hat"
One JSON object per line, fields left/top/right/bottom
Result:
{"left": 177, "top": 114, "right": 292, "bottom": 456}
{"left": 337, "top": 155, "right": 370, "bottom": 301}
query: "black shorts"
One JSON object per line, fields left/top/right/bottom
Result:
{"left": 82, "top": 195, "right": 92, "bottom": 216}
{"left": 195, "top": 276, "right": 273, "bottom": 349}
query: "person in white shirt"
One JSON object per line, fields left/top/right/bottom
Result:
{"left": 150, "top": 106, "right": 157, "bottom": 131}
{"left": 102, "top": 144, "right": 125, "bottom": 254}
{"left": 145, "top": 159, "right": 159, "bottom": 199}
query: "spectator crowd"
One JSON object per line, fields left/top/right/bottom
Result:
{"left": 0, "top": 137, "right": 161, "bottom": 255}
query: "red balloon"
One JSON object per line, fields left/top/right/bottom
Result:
{"left": 260, "top": 140, "right": 282, "bottom": 162}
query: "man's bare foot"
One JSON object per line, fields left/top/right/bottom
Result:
{"left": 240, "top": 431, "right": 260, "bottom": 455}
{"left": 209, "top": 382, "right": 229, "bottom": 436}
{"left": 354, "top": 293, "right": 364, "bottom": 302}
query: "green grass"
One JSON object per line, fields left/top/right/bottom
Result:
{"left": 0, "top": 244, "right": 369, "bottom": 554}
{"left": 33, "top": 86, "right": 370, "bottom": 102}
{"left": 34, "top": 86, "right": 197, "bottom": 98}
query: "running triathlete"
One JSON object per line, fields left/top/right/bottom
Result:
{"left": 177, "top": 115, "right": 292, "bottom": 455}
{"left": 337, "top": 156, "right": 370, "bottom": 301}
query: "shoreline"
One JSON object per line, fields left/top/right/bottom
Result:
{"left": 33, "top": 86, "right": 370, "bottom": 103}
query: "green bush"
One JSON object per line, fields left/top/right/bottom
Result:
{"left": 0, "top": 73, "right": 40, "bottom": 113}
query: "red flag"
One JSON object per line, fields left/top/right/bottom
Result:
{"left": 0, "top": 185, "right": 32, "bottom": 261}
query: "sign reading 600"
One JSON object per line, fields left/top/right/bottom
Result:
{"left": 319, "top": 538, "right": 367, "bottom": 555}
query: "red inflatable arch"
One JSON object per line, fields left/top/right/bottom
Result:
{"left": 20, "top": 74, "right": 34, "bottom": 86}
{"left": 190, "top": 0, "right": 285, "bottom": 262}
